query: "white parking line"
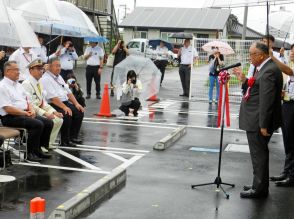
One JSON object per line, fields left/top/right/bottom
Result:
{"left": 76, "top": 144, "right": 150, "bottom": 153}
{"left": 58, "top": 146, "right": 147, "bottom": 156}
{"left": 54, "top": 149, "right": 102, "bottom": 170}
{"left": 104, "top": 152, "right": 127, "bottom": 162}
{"left": 83, "top": 120, "right": 176, "bottom": 130}
{"left": 13, "top": 162, "right": 110, "bottom": 174}
{"left": 116, "top": 155, "right": 144, "bottom": 169}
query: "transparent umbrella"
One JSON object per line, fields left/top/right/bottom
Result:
{"left": 0, "top": 1, "right": 40, "bottom": 47}
{"left": 29, "top": 0, "right": 98, "bottom": 37}
{"left": 6, "top": 0, "right": 61, "bottom": 22}
{"left": 113, "top": 56, "right": 161, "bottom": 106}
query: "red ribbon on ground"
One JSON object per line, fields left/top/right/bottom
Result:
{"left": 217, "top": 71, "right": 230, "bottom": 127}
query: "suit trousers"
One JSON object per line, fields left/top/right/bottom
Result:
{"left": 1, "top": 115, "right": 53, "bottom": 153}
{"left": 86, "top": 65, "right": 100, "bottom": 96}
{"left": 246, "top": 131, "right": 272, "bottom": 193}
{"left": 49, "top": 116, "right": 63, "bottom": 147}
{"left": 281, "top": 101, "right": 294, "bottom": 178}
{"left": 51, "top": 101, "right": 84, "bottom": 144}
{"left": 179, "top": 65, "right": 191, "bottom": 95}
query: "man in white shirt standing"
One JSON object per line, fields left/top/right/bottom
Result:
{"left": 0, "top": 61, "right": 53, "bottom": 162}
{"left": 22, "top": 59, "right": 63, "bottom": 151}
{"left": 41, "top": 57, "right": 84, "bottom": 147}
{"left": 9, "top": 47, "right": 37, "bottom": 82}
{"left": 50, "top": 37, "right": 78, "bottom": 81}
{"left": 177, "top": 39, "right": 198, "bottom": 97}
{"left": 83, "top": 41, "right": 104, "bottom": 99}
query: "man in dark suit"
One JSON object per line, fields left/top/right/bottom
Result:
{"left": 233, "top": 42, "right": 283, "bottom": 199}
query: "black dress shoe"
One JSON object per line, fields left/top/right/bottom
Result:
{"left": 110, "top": 90, "right": 114, "bottom": 97}
{"left": 86, "top": 95, "right": 91, "bottom": 99}
{"left": 240, "top": 189, "right": 268, "bottom": 199}
{"left": 275, "top": 177, "right": 294, "bottom": 187}
{"left": 179, "top": 94, "right": 186, "bottom": 97}
{"left": 270, "top": 173, "right": 287, "bottom": 181}
{"left": 243, "top": 185, "right": 252, "bottom": 191}
{"left": 70, "top": 138, "right": 82, "bottom": 144}
{"left": 36, "top": 150, "right": 52, "bottom": 159}
{"left": 61, "top": 141, "right": 76, "bottom": 147}
{"left": 96, "top": 95, "right": 101, "bottom": 99}
{"left": 27, "top": 153, "right": 42, "bottom": 162}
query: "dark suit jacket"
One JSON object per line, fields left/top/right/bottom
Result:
{"left": 239, "top": 59, "right": 283, "bottom": 132}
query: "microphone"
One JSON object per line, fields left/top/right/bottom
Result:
{"left": 218, "top": 62, "right": 241, "bottom": 72}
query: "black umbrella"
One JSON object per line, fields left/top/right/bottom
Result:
{"left": 168, "top": 32, "right": 194, "bottom": 39}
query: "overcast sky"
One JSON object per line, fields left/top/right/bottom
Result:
{"left": 114, "top": 0, "right": 294, "bottom": 40}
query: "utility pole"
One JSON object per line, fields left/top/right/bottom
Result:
{"left": 242, "top": 6, "right": 248, "bottom": 40}
{"left": 134, "top": 0, "right": 136, "bottom": 8}
{"left": 119, "top": 4, "right": 129, "bottom": 19}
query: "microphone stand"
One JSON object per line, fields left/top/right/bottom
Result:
{"left": 191, "top": 73, "right": 235, "bottom": 199}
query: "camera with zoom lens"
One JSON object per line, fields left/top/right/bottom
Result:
{"left": 67, "top": 78, "right": 76, "bottom": 85}
{"left": 131, "top": 79, "right": 136, "bottom": 84}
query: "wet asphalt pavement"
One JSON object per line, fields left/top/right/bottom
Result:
{"left": 0, "top": 65, "right": 292, "bottom": 219}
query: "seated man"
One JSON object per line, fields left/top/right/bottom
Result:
{"left": 0, "top": 61, "right": 53, "bottom": 162}
{"left": 41, "top": 57, "right": 84, "bottom": 147}
{"left": 22, "top": 59, "right": 63, "bottom": 151}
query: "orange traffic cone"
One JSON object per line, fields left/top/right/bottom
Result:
{"left": 147, "top": 76, "right": 160, "bottom": 101}
{"left": 30, "top": 197, "right": 45, "bottom": 219}
{"left": 95, "top": 83, "right": 112, "bottom": 117}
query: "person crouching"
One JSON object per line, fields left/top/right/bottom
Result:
{"left": 119, "top": 70, "right": 142, "bottom": 117}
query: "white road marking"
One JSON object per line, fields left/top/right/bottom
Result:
{"left": 83, "top": 120, "right": 176, "bottom": 130}
{"left": 58, "top": 146, "right": 147, "bottom": 156}
{"left": 76, "top": 144, "right": 149, "bottom": 153}
{"left": 54, "top": 149, "right": 102, "bottom": 170}
{"left": 13, "top": 162, "right": 110, "bottom": 174}
{"left": 103, "top": 152, "right": 127, "bottom": 162}
{"left": 116, "top": 155, "right": 143, "bottom": 169}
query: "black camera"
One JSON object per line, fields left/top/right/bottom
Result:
{"left": 131, "top": 79, "right": 136, "bottom": 84}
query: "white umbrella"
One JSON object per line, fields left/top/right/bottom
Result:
{"left": 269, "top": 10, "right": 294, "bottom": 35}
{"left": 0, "top": 2, "right": 40, "bottom": 47}
{"left": 202, "top": 41, "right": 235, "bottom": 55}
{"left": 113, "top": 56, "right": 161, "bottom": 104}
{"left": 6, "top": 0, "right": 61, "bottom": 21}
{"left": 29, "top": 0, "right": 98, "bottom": 37}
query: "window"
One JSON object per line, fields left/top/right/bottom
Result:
{"left": 197, "top": 34, "right": 209, "bottom": 38}
{"left": 161, "top": 32, "right": 176, "bottom": 43}
{"left": 127, "top": 41, "right": 140, "bottom": 49}
{"left": 133, "top": 31, "right": 148, "bottom": 39}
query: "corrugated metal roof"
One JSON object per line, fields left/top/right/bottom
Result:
{"left": 229, "top": 23, "right": 263, "bottom": 39}
{"left": 120, "top": 7, "right": 231, "bottom": 31}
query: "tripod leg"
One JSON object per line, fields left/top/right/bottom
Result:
{"left": 219, "top": 184, "right": 230, "bottom": 199}
{"left": 221, "top": 182, "right": 235, "bottom": 188}
{"left": 191, "top": 182, "right": 215, "bottom": 189}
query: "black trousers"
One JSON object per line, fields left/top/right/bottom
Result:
{"left": 155, "top": 60, "right": 168, "bottom": 84}
{"left": 119, "top": 99, "right": 141, "bottom": 116}
{"left": 179, "top": 64, "right": 191, "bottom": 95}
{"left": 246, "top": 131, "right": 272, "bottom": 193}
{"left": 60, "top": 69, "right": 74, "bottom": 81}
{"left": 86, "top": 65, "right": 100, "bottom": 96}
{"left": 1, "top": 115, "right": 53, "bottom": 153}
{"left": 51, "top": 101, "right": 84, "bottom": 144}
{"left": 281, "top": 102, "right": 294, "bottom": 178}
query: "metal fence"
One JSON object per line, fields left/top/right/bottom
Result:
{"left": 190, "top": 38, "right": 255, "bottom": 103}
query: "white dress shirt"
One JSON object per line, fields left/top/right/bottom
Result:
{"left": 30, "top": 45, "right": 48, "bottom": 63}
{"left": 40, "top": 71, "right": 72, "bottom": 102}
{"left": 0, "top": 77, "right": 29, "bottom": 116}
{"left": 180, "top": 46, "right": 198, "bottom": 64}
{"left": 84, "top": 45, "right": 104, "bottom": 66}
{"left": 50, "top": 45, "right": 78, "bottom": 70}
{"left": 9, "top": 48, "right": 38, "bottom": 81}
{"left": 155, "top": 46, "right": 168, "bottom": 60}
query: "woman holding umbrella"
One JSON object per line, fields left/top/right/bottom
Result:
{"left": 208, "top": 48, "right": 224, "bottom": 104}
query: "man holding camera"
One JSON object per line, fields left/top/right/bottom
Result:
{"left": 50, "top": 37, "right": 78, "bottom": 81}
{"left": 83, "top": 41, "right": 104, "bottom": 99}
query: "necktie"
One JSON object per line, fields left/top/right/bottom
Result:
{"left": 37, "top": 83, "right": 42, "bottom": 94}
